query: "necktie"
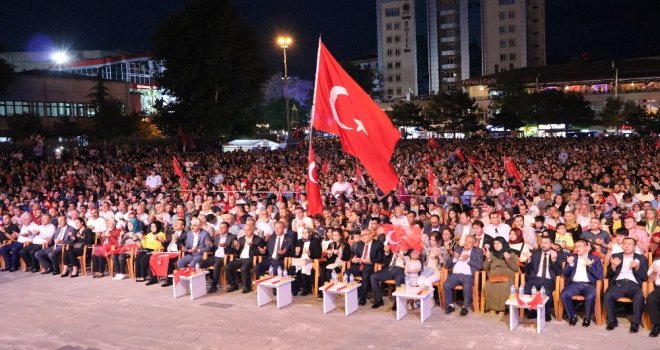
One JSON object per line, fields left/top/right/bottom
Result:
{"left": 495, "top": 228, "right": 499, "bottom": 237}
{"left": 273, "top": 237, "right": 281, "bottom": 259}
{"left": 542, "top": 253, "right": 548, "bottom": 279}
{"left": 360, "top": 244, "right": 369, "bottom": 271}
{"left": 476, "top": 237, "right": 482, "bottom": 247}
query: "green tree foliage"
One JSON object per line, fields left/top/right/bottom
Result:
{"left": 151, "top": 0, "right": 269, "bottom": 140}
{"left": 528, "top": 90, "right": 594, "bottom": 126}
{"left": 87, "top": 72, "right": 142, "bottom": 140}
{"left": 425, "top": 90, "right": 480, "bottom": 133}
{"left": 599, "top": 97, "right": 656, "bottom": 133}
{"left": 0, "top": 56, "right": 14, "bottom": 95}
{"left": 600, "top": 97, "right": 624, "bottom": 128}
{"left": 489, "top": 82, "right": 530, "bottom": 130}
{"left": 341, "top": 62, "right": 374, "bottom": 97}
{"left": 260, "top": 98, "right": 302, "bottom": 130}
{"left": 387, "top": 100, "right": 424, "bottom": 127}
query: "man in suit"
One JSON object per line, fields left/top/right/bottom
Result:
{"left": 560, "top": 239, "right": 603, "bottom": 327}
{"left": 370, "top": 244, "right": 406, "bottom": 310}
{"left": 175, "top": 218, "right": 212, "bottom": 270}
{"left": 34, "top": 215, "right": 74, "bottom": 275}
{"left": 472, "top": 220, "right": 493, "bottom": 251}
{"left": 225, "top": 218, "right": 264, "bottom": 293}
{"left": 346, "top": 228, "right": 384, "bottom": 305}
{"left": 524, "top": 235, "right": 562, "bottom": 321}
{"left": 454, "top": 212, "right": 473, "bottom": 246}
{"left": 255, "top": 221, "right": 294, "bottom": 277}
{"left": 443, "top": 234, "right": 484, "bottom": 316}
{"left": 604, "top": 236, "right": 648, "bottom": 333}
{"left": 204, "top": 221, "right": 237, "bottom": 293}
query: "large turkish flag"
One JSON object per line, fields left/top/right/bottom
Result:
{"left": 311, "top": 40, "right": 400, "bottom": 193}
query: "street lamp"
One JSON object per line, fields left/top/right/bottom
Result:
{"left": 277, "top": 35, "right": 292, "bottom": 135}
{"left": 51, "top": 50, "right": 69, "bottom": 71}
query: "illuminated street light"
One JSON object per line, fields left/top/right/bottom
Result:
{"left": 277, "top": 35, "right": 292, "bottom": 134}
{"left": 51, "top": 51, "right": 69, "bottom": 65}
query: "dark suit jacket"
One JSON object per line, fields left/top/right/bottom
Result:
{"left": 183, "top": 230, "right": 212, "bottom": 253}
{"left": 445, "top": 246, "right": 484, "bottom": 275}
{"left": 308, "top": 238, "right": 323, "bottom": 259}
{"left": 473, "top": 234, "right": 494, "bottom": 250}
{"left": 210, "top": 233, "right": 237, "bottom": 256}
{"left": 525, "top": 250, "right": 562, "bottom": 280}
{"left": 563, "top": 253, "right": 603, "bottom": 284}
{"left": 236, "top": 235, "right": 265, "bottom": 258}
{"left": 164, "top": 228, "right": 185, "bottom": 251}
{"left": 53, "top": 225, "right": 76, "bottom": 245}
{"left": 606, "top": 252, "right": 648, "bottom": 285}
{"left": 265, "top": 234, "right": 295, "bottom": 261}
{"left": 352, "top": 240, "right": 384, "bottom": 265}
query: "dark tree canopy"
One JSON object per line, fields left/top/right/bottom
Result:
{"left": 425, "top": 90, "right": 479, "bottom": 133}
{"left": 260, "top": 98, "right": 303, "bottom": 131}
{"left": 341, "top": 62, "right": 375, "bottom": 97}
{"left": 387, "top": 100, "right": 424, "bottom": 127}
{"left": 151, "top": 0, "right": 269, "bottom": 140}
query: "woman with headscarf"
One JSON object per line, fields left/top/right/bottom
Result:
{"left": 508, "top": 227, "right": 532, "bottom": 265}
{"left": 483, "top": 236, "right": 519, "bottom": 315}
{"left": 134, "top": 221, "right": 165, "bottom": 282}
{"left": 111, "top": 217, "right": 142, "bottom": 280}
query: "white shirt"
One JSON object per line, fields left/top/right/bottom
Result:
{"left": 239, "top": 237, "right": 252, "bottom": 259}
{"left": 458, "top": 225, "right": 471, "bottom": 246}
{"left": 616, "top": 255, "right": 638, "bottom": 284}
{"left": 292, "top": 216, "right": 313, "bottom": 239}
{"left": 648, "top": 260, "right": 660, "bottom": 286}
{"left": 573, "top": 256, "right": 590, "bottom": 282}
{"left": 87, "top": 216, "right": 107, "bottom": 234}
{"left": 18, "top": 222, "right": 39, "bottom": 243}
{"left": 452, "top": 249, "right": 472, "bottom": 275}
{"left": 191, "top": 233, "right": 200, "bottom": 249}
{"left": 536, "top": 251, "right": 552, "bottom": 279}
{"left": 167, "top": 231, "right": 182, "bottom": 252}
{"left": 256, "top": 219, "right": 275, "bottom": 238}
{"left": 32, "top": 224, "right": 55, "bottom": 245}
{"left": 484, "top": 223, "right": 510, "bottom": 240}
{"left": 272, "top": 235, "right": 284, "bottom": 259}
{"left": 54, "top": 226, "right": 68, "bottom": 245}
{"left": 214, "top": 235, "right": 228, "bottom": 258}
{"left": 331, "top": 181, "right": 353, "bottom": 197}
{"left": 390, "top": 215, "right": 409, "bottom": 226}
{"left": 99, "top": 210, "right": 115, "bottom": 220}
{"left": 146, "top": 174, "right": 162, "bottom": 189}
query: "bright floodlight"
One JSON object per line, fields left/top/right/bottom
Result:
{"left": 277, "top": 36, "right": 292, "bottom": 49}
{"left": 51, "top": 51, "right": 69, "bottom": 64}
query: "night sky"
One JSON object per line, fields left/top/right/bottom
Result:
{"left": 1, "top": 0, "right": 659, "bottom": 80}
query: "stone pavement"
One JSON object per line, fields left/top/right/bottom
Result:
{"left": 0, "top": 271, "right": 658, "bottom": 350}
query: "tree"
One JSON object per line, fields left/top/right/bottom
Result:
{"left": 341, "top": 62, "right": 374, "bottom": 96}
{"left": 0, "top": 56, "right": 14, "bottom": 95}
{"left": 425, "top": 90, "right": 479, "bottom": 133}
{"left": 151, "top": 0, "right": 269, "bottom": 140}
{"left": 600, "top": 97, "right": 624, "bottom": 128}
{"left": 387, "top": 100, "right": 424, "bottom": 127}
{"left": 87, "top": 71, "right": 126, "bottom": 140}
{"left": 528, "top": 90, "right": 593, "bottom": 126}
{"left": 260, "top": 98, "right": 302, "bottom": 130}
{"left": 489, "top": 82, "right": 531, "bottom": 130}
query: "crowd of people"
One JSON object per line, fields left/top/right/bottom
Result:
{"left": 0, "top": 136, "right": 659, "bottom": 337}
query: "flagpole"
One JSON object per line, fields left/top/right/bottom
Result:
{"left": 308, "top": 37, "right": 322, "bottom": 153}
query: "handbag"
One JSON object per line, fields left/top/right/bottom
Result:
{"left": 488, "top": 274, "right": 510, "bottom": 283}
{"left": 92, "top": 245, "right": 108, "bottom": 256}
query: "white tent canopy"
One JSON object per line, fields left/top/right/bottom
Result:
{"left": 222, "top": 139, "right": 283, "bottom": 152}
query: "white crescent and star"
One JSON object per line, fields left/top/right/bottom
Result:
{"left": 308, "top": 161, "right": 319, "bottom": 184}
{"left": 329, "top": 85, "right": 368, "bottom": 135}
{"left": 385, "top": 230, "right": 401, "bottom": 245}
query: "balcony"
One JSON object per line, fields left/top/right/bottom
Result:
{"left": 440, "top": 36, "right": 459, "bottom": 43}
{"left": 442, "top": 77, "right": 458, "bottom": 83}
{"left": 440, "top": 23, "right": 459, "bottom": 29}
{"left": 441, "top": 50, "right": 458, "bottom": 56}
{"left": 441, "top": 64, "right": 458, "bottom": 70}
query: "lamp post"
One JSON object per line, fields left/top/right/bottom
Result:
{"left": 277, "top": 36, "right": 292, "bottom": 135}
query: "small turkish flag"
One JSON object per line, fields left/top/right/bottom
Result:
{"left": 455, "top": 148, "right": 466, "bottom": 162}
{"left": 312, "top": 40, "right": 400, "bottom": 193}
{"left": 503, "top": 156, "right": 522, "bottom": 183}
{"left": 306, "top": 145, "right": 323, "bottom": 216}
{"left": 172, "top": 156, "right": 188, "bottom": 194}
{"left": 426, "top": 167, "right": 435, "bottom": 196}
{"left": 381, "top": 224, "right": 422, "bottom": 253}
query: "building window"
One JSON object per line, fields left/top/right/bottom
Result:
{"left": 500, "top": 54, "right": 507, "bottom": 62}
{"left": 395, "top": 61, "right": 401, "bottom": 68}
{"left": 499, "top": 26, "right": 506, "bottom": 34}
{"left": 509, "top": 39, "right": 515, "bottom": 47}
{"left": 509, "top": 63, "right": 514, "bottom": 70}
{"left": 387, "top": 62, "right": 393, "bottom": 69}
{"left": 498, "top": 0, "right": 515, "bottom": 5}
{"left": 499, "top": 40, "right": 506, "bottom": 48}
{"left": 499, "top": 12, "right": 506, "bottom": 20}
{"left": 394, "top": 35, "right": 401, "bottom": 43}
{"left": 395, "top": 49, "right": 401, "bottom": 56}
{"left": 509, "top": 53, "right": 516, "bottom": 60}
{"left": 396, "top": 88, "right": 402, "bottom": 95}
{"left": 445, "top": 44, "right": 457, "bottom": 51}
{"left": 386, "top": 36, "right": 392, "bottom": 43}
{"left": 508, "top": 10, "right": 515, "bottom": 19}
{"left": 446, "top": 30, "right": 455, "bottom": 37}
{"left": 386, "top": 23, "right": 392, "bottom": 30}
{"left": 395, "top": 75, "right": 401, "bottom": 82}
{"left": 387, "top": 75, "right": 394, "bottom": 82}
{"left": 508, "top": 25, "right": 516, "bottom": 33}
{"left": 385, "top": 8, "right": 400, "bottom": 17}
{"left": 387, "top": 49, "right": 393, "bottom": 56}
{"left": 394, "top": 22, "right": 400, "bottom": 30}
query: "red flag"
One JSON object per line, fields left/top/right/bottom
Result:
{"left": 466, "top": 154, "right": 477, "bottom": 165}
{"left": 503, "top": 156, "right": 522, "bottom": 182}
{"left": 455, "top": 148, "right": 466, "bottom": 162}
{"left": 172, "top": 156, "right": 188, "bottom": 193}
{"left": 428, "top": 138, "right": 440, "bottom": 149}
{"left": 322, "top": 159, "right": 329, "bottom": 175}
{"left": 306, "top": 146, "right": 323, "bottom": 216}
{"left": 474, "top": 176, "right": 481, "bottom": 194}
{"left": 426, "top": 167, "right": 435, "bottom": 196}
{"left": 311, "top": 40, "right": 400, "bottom": 192}
{"left": 656, "top": 137, "right": 660, "bottom": 149}
{"left": 381, "top": 224, "right": 422, "bottom": 252}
